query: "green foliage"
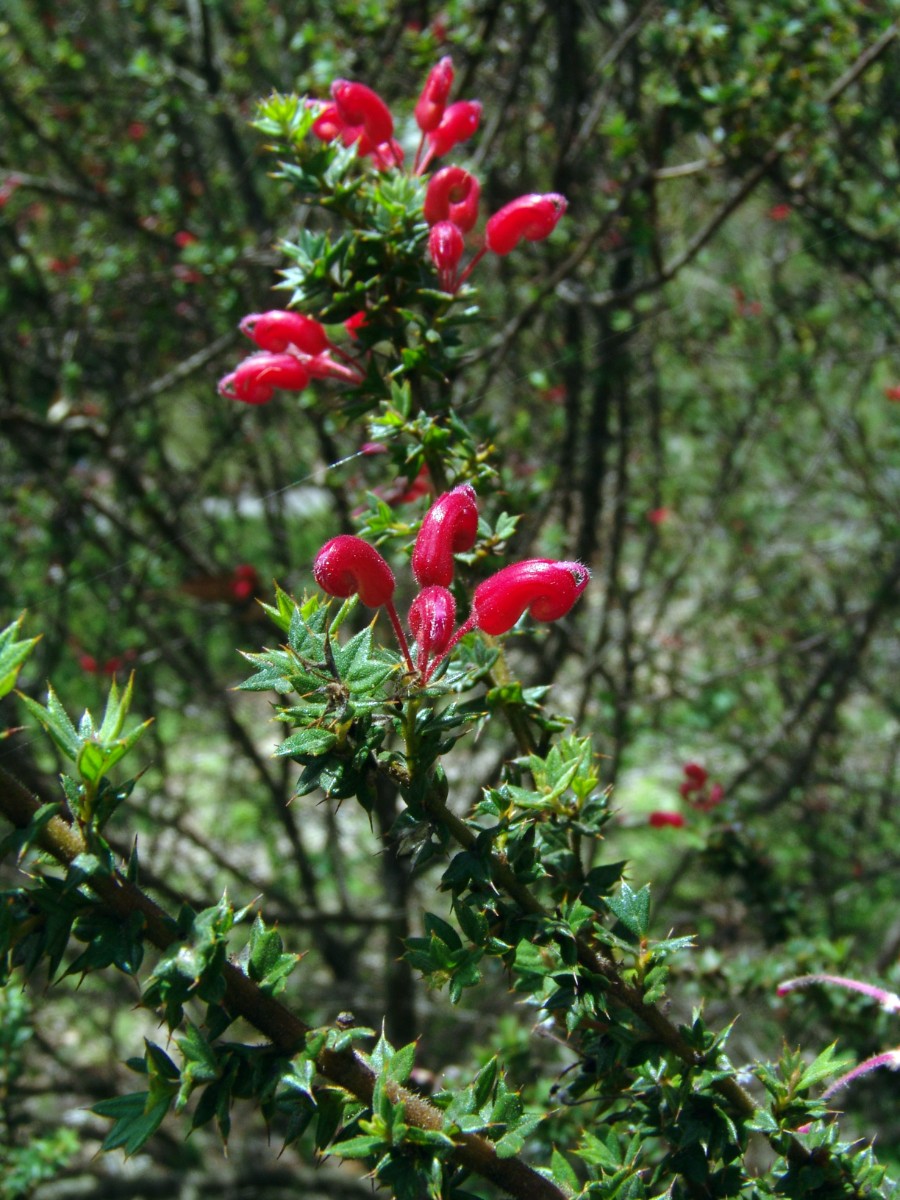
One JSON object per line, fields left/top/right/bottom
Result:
{"left": 2, "top": 4, "right": 900, "bottom": 1198}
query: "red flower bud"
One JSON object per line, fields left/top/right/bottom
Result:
{"left": 331, "top": 79, "right": 393, "bottom": 148}
{"left": 428, "top": 221, "right": 465, "bottom": 292}
{"left": 218, "top": 353, "right": 310, "bottom": 404}
{"left": 426, "top": 100, "right": 482, "bottom": 161}
{"left": 412, "top": 484, "right": 478, "bottom": 587}
{"left": 240, "top": 310, "right": 330, "bottom": 355}
{"left": 707, "top": 782, "right": 725, "bottom": 806}
{"left": 313, "top": 535, "right": 396, "bottom": 608}
{"left": 485, "top": 193, "right": 567, "bottom": 256}
{"left": 415, "top": 56, "right": 455, "bottom": 133}
{"left": 471, "top": 559, "right": 589, "bottom": 636}
{"left": 409, "top": 585, "right": 457, "bottom": 665}
{"left": 649, "top": 811, "right": 686, "bottom": 828}
{"left": 424, "top": 166, "right": 481, "bottom": 233}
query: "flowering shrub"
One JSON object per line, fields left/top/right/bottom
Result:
{"left": 0, "top": 49, "right": 895, "bottom": 1200}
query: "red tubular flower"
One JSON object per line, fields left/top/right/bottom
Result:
{"left": 313, "top": 535, "right": 395, "bottom": 608}
{"left": 415, "top": 56, "right": 454, "bottom": 132}
{"left": 218, "top": 353, "right": 310, "bottom": 404}
{"left": 649, "top": 811, "right": 686, "bottom": 828}
{"left": 409, "top": 585, "right": 457, "bottom": 668}
{"left": 471, "top": 559, "right": 590, "bottom": 636}
{"left": 412, "top": 483, "right": 479, "bottom": 587}
{"left": 240, "top": 310, "right": 330, "bottom": 355}
{"left": 428, "top": 221, "right": 465, "bottom": 292}
{"left": 424, "top": 166, "right": 481, "bottom": 233}
{"left": 421, "top": 100, "right": 482, "bottom": 168}
{"left": 331, "top": 79, "right": 393, "bottom": 148}
{"left": 485, "top": 193, "right": 568, "bottom": 256}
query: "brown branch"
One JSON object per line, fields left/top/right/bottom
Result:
{"left": 0, "top": 766, "right": 566, "bottom": 1200}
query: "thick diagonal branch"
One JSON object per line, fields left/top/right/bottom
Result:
{"left": 0, "top": 766, "right": 565, "bottom": 1200}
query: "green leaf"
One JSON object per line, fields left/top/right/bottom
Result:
{"left": 331, "top": 1134, "right": 384, "bottom": 1159}
{"left": 606, "top": 883, "right": 651, "bottom": 940}
{"left": 0, "top": 615, "right": 39, "bottom": 701}
{"left": 91, "top": 1091, "right": 172, "bottom": 1156}
{"left": 797, "top": 1042, "right": 853, "bottom": 1092}
{"left": 276, "top": 727, "right": 338, "bottom": 757}
{"left": 18, "top": 687, "right": 81, "bottom": 761}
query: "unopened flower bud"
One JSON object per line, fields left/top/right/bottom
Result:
{"left": 409, "top": 585, "right": 457, "bottom": 665}
{"left": 412, "top": 484, "right": 478, "bottom": 587}
{"left": 485, "top": 193, "right": 567, "bottom": 256}
{"left": 313, "top": 535, "right": 396, "bottom": 608}
{"left": 331, "top": 79, "right": 393, "bottom": 148}
{"left": 428, "top": 221, "right": 465, "bottom": 292}
{"left": 424, "top": 166, "right": 481, "bottom": 233}
{"left": 471, "top": 559, "right": 589, "bottom": 636}
{"left": 218, "top": 353, "right": 310, "bottom": 404}
{"left": 415, "top": 56, "right": 455, "bottom": 133}
{"left": 240, "top": 310, "right": 330, "bottom": 355}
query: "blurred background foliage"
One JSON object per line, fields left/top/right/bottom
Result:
{"left": 1, "top": 1, "right": 898, "bottom": 1195}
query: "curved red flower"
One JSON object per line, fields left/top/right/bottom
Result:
{"left": 313, "top": 535, "right": 396, "bottom": 608}
{"left": 471, "top": 559, "right": 589, "bottom": 636}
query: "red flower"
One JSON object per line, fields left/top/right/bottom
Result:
{"left": 331, "top": 79, "right": 394, "bottom": 148}
{"left": 344, "top": 311, "right": 368, "bottom": 340}
{"left": 240, "top": 310, "right": 330, "bottom": 356}
{"left": 174, "top": 230, "right": 198, "bottom": 248}
{"left": 768, "top": 203, "right": 792, "bottom": 221}
{"left": 415, "top": 56, "right": 454, "bottom": 133}
{"left": 647, "top": 507, "right": 672, "bottom": 526}
{"left": 883, "top": 385, "right": 900, "bottom": 401}
{"left": 485, "top": 194, "right": 567, "bottom": 256}
{"left": 423, "top": 166, "right": 481, "bottom": 233}
{"left": 649, "top": 811, "right": 686, "bottom": 828}
{"left": 230, "top": 564, "right": 260, "bottom": 601}
{"left": 471, "top": 559, "right": 590, "bottom": 636}
{"left": 423, "top": 100, "right": 482, "bottom": 165}
{"left": 313, "top": 535, "right": 396, "bottom": 608}
{"left": 429, "top": 220, "right": 465, "bottom": 292}
{"left": 218, "top": 353, "right": 310, "bottom": 404}
{"left": 683, "top": 762, "right": 708, "bottom": 788}
{"left": 706, "top": 782, "right": 725, "bottom": 807}
{"left": 377, "top": 465, "right": 432, "bottom": 507}
{"left": 412, "top": 484, "right": 479, "bottom": 588}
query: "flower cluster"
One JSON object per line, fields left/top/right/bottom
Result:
{"left": 312, "top": 58, "right": 568, "bottom": 293}
{"left": 647, "top": 763, "right": 724, "bottom": 829}
{"left": 218, "top": 59, "right": 568, "bottom": 405}
{"left": 678, "top": 761, "right": 724, "bottom": 811}
{"left": 312, "top": 484, "right": 589, "bottom": 684}
{"left": 218, "top": 310, "right": 363, "bottom": 405}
